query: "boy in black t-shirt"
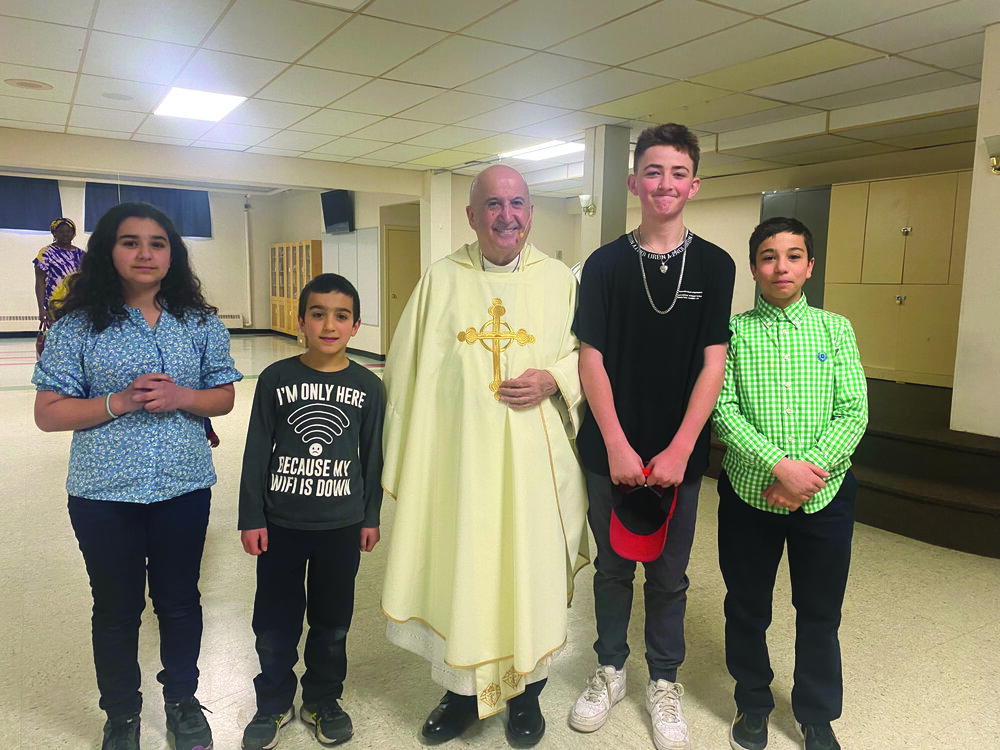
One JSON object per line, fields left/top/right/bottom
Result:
{"left": 570, "top": 124, "right": 735, "bottom": 750}
{"left": 238, "top": 273, "right": 384, "bottom": 750}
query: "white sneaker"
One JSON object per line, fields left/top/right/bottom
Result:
{"left": 646, "top": 679, "right": 691, "bottom": 750}
{"left": 569, "top": 665, "right": 627, "bottom": 732}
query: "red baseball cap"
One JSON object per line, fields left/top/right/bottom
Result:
{"left": 610, "top": 476, "right": 678, "bottom": 562}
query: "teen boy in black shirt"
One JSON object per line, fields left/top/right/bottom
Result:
{"left": 570, "top": 123, "right": 735, "bottom": 750}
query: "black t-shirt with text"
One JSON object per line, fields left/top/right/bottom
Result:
{"left": 573, "top": 232, "right": 735, "bottom": 481}
{"left": 238, "top": 356, "right": 384, "bottom": 531}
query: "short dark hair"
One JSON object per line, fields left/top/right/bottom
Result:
{"left": 298, "top": 273, "right": 360, "bottom": 322}
{"left": 633, "top": 123, "right": 700, "bottom": 176}
{"left": 749, "top": 216, "right": 814, "bottom": 266}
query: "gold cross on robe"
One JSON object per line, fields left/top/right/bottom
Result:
{"left": 457, "top": 298, "right": 535, "bottom": 400}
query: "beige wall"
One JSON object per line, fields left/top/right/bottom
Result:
{"left": 448, "top": 172, "right": 579, "bottom": 266}
{"left": 952, "top": 23, "right": 1000, "bottom": 438}
{"left": 2, "top": 182, "right": 255, "bottom": 331}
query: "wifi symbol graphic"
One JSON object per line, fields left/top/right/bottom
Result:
{"left": 288, "top": 404, "right": 350, "bottom": 455}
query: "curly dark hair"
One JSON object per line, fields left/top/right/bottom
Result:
{"left": 56, "top": 202, "right": 217, "bottom": 331}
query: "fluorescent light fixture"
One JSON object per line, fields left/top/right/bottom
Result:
{"left": 154, "top": 87, "right": 246, "bottom": 122}
{"left": 500, "top": 140, "right": 585, "bottom": 161}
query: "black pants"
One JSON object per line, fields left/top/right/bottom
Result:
{"left": 717, "top": 470, "right": 856, "bottom": 724}
{"left": 68, "top": 489, "right": 210, "bottom": 718}
{"left": 251, "top": 522, "right": 362, "bottom": 714}
{"left": 586, "top": 469, "right": 701, "bottom": 682}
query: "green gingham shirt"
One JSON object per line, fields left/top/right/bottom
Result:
{"left": 713, "top": 294, "right": 868, "bottom": 514}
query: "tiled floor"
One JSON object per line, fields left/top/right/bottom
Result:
{"left": 1, "top": 335, "right": 997, "bottom": 750}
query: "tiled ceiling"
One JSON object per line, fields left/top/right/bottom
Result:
{"left": 0, "top": 0, "right": 995, "bottom": 197}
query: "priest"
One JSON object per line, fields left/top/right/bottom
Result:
{"left": 381, "top": 164, "right": 589, "bottom": 748}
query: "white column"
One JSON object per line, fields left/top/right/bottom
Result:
{"left": 420, "top": 170, "right": 453, "bottom": 272}
{"left": 580, "top": 125, "right": 631, "bottom": 262}
{"left": 951, "top": 22, "right": 1000, "bottom": 437}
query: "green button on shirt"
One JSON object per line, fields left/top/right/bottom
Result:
{"left": 713, "top": 294, "right": 868, "bottom": 514}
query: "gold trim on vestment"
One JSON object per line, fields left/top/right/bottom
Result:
{"left": 381, "top": 606, "right": 569, "bottom": 671}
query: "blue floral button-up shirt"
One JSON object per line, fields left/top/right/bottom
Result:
{"left": 33, "top": 307, "right": 243, "bottom": 503}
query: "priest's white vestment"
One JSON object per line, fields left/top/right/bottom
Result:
{"left": 381, "top": 242, "right": 590, "bottom": 718}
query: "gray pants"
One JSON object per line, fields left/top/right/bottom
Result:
{"left": 585, "top": 469, "right": 701, "bottom": 682}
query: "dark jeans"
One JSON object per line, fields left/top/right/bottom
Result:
{"left": 68, "top": 489, "right": 211, "bottom": 719}
{"left": 586, "top": 469, "right": 701, "bottom": 682}
{"left": 251, "top": 522, "right": 362, "bottom": 714}
{"left": 717, "top": 470, "right": 857, "bottom": 725}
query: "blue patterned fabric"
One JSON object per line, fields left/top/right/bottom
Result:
{"left": 33, "top": 308, "right": 242, "bottom": 503}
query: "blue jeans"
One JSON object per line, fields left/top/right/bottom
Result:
{"left": 717, "top": 470, "right": 856, "bottom": 724}
{"left": 251, "top": 522, "right": 362, "bottom": 714}
{"left": 68, "top": 489, "right": 211, "bottom": 718}
{"left": 586, "top": 469, "right": 701, "bottom": 682}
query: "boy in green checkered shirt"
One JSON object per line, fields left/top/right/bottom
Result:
{"left": 713, "top": 217, "right": 868, "bottom": 750}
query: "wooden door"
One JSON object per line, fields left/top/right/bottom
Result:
{"left": 862, "top": 180, "right": 908, "bottom": 283}
{"left": 895, "top": 284, "right": 963, "bottom": 382}
{"left": 385, "top": 226, "right": 421, "bottom": 349}
{"left": 824, "top": 283, "right": 900, "bottom": 374}
{"left": 826, "top": 183, "right": 868, "bottom": 284}
{"left": 901, "top": 173, "right": 957, "bottom": 284}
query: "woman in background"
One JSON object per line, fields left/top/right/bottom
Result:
{"left": 33, "top": 202, "right": 241, "bottom": 750}
{"left": 34, "top": 217, "right": 85, "bottom": 326}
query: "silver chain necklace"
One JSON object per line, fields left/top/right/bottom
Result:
{"left": 630, "top": 229, "right": 692, "bottom": 315}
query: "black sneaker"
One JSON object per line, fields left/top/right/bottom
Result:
{"left": 164, "top": 697, "right": 214, "bottom": 750}
{"left": 730, "top": 712, "right": 768, "bottom": 750}
{"left": 300, "top": 701, "right": 353, "bottom": 745}
{"left": 798, "top": 723, "right": 841, "bottom": 750}
{"left": 242, "top": 706, "right": 294, "bottom": 750}
{"left": 102, "top": 713, "right": 140, "bottom": 750}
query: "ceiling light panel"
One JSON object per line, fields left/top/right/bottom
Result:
{"left": 155, "top": 87, "right": 246, "bottom": 121}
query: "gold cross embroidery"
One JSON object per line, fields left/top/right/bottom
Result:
{"left": 458, "top": 298, "right": 535, "bottom": 400}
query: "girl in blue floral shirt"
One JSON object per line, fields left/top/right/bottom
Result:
{"left": 33, "top": 202, "right": 242, "bottom": 750}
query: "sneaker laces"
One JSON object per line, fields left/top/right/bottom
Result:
{"left": 581, "top": 668, "right": 614, "bottom": 704}
{"left": 313, "top": 701, "right": 345, "bottom": 725}
{"left": 171, "top": 699, "right": 213, "bottom": 733}
{"left": 248, "top": 710, "right": 284, "bottom": 730}
{"left": 649, "top": 682, "right": 684, "bottom": 723}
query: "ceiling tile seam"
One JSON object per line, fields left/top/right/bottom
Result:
{"left": 763, "top": 0, "right": 961, "bottom": 41}
{"left": 610, "top": 15, "right": 767, "bottom": 71}
{"left": 63, "top": 0, "right": 103, "bottom": 135}
{"left": 891, "top": 51, "right": 984, "bottom": 77}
